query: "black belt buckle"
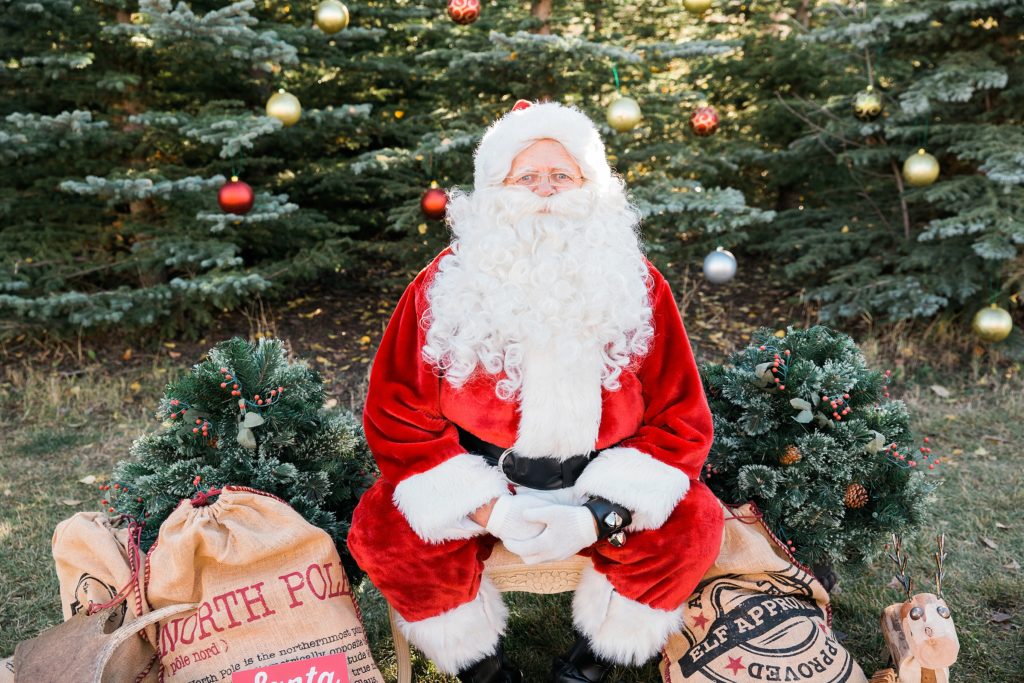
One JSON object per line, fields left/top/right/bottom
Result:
{"left": 456, "top": 425, "right": 595, "bottom": 490}
{"left": 499, "top": 449, "right": 593, "bottom": 490}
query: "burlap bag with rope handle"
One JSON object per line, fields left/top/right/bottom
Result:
{"left": 660, "top": 502, "right": 868, "bottom": 683}
{"left": 13, "top": 511, "right": 194, "bottom": 682}
{"left": 144, "top": 486, "right": 383, "bottom": 683}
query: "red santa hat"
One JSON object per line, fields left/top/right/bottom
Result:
{"left": 473, "top": 99, "right": 615, "bottom": 192}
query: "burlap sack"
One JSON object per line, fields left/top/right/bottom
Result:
{"left": 1, "top": 656, "right": 14, "bottom": 683}
{"left": 51, "top": 512, "right": 159, "bottom": 682}
{"left": 145, "top": 486, "right": 383, "bottom": 683}
{"left": 661, "top": 503, "right": 867, "bottom": 683}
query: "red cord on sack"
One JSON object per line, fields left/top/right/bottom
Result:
{"left": 87, "top": 519, "right": 143, "bottom": 616}
{"left": 189, "top": 488, "right": 222, "bottom": 507}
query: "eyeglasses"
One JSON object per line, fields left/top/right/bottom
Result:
{"left": 505, "top": 171, "right": 583, "bottom": 189}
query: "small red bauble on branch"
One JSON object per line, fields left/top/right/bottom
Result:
{"left": 447, "top": 0, "right": 481, "bottom": 25}
{"left": 689, "top": 105, "right": 719, "bottom": 137}
{"left": 420, "top": 187, "right": 448, "bottom": 220}
{"left": 218, "top": 176, "right": 254, "bottom": 215}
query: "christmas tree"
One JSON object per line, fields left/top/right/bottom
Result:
{"left": 700, "top": 325, "right": 937, "bottom": 572}
{"left": 1, "top": 0, "right": 772, "bottom": 337}
{"left": 735, "top": 1, "right": 1023, "bottom": 326}
{"left": 107, "top": 337, "right": 377, "bottom": 576}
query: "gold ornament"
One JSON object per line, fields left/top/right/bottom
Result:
{"left": 684, "top": 0, "right": 713, "bottom": 14}
{"left": 844, "top": 483, "right": 869, "bottom": 509}
{"left": 266, "top": 89, "right": 301, "bottom": 126}
{"left": 780, "top": 445, "right": 802, "bottom": 466}
{"left": 852, "top": 86, "right": 883, "bottom": 121}
{"left": 902, "top": 149, "right": 940, "bottom": 187}
{"left": 314, "top": 0, "right": 349, "bottom": 34}
{"left": 606, "top": 96, "right": 642, "bottom": 132}
{"left": 972, "top": 303, "right": 1013, "bottom": 343}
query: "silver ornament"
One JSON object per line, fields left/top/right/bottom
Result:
{"left": 703, "top": 247, "right": 737, "bottom": 285}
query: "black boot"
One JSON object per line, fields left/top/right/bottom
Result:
{"left": 456, "top": 644, "right": 523, "bottom": 683}
{"left": 551, "top": 634, "right": 613, "bottom": 683}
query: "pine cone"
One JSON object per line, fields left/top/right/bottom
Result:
{"left": 780, "top": 444, "right": 802, "bottom": 465}
{"left": 844, "top": 482, "right": 869, "bottom": 509}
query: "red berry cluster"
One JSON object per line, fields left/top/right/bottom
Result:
{"left": 882, "top": 369, "right": 892, "bottom": 399}
{"left": 96, "top": 482, "right": 148, "bottom": 518}
{"left": 702, "top": 462, "right": 721, "bottom": 480}
{"left": 192, "top": 418, "right": 212, "bottom": 437}
{"left": 820, "top": 392, "right": 853, "bottom": 421}
{"left": 885, "top": 436, "right": 941, "bottom": 471}
{"left": 218, "top": 367, "right": 242, "bottom": 397}
{"left": 167, "top": 398, "right": 188, "bottom": 420}
{"left": 217, "top": 366, "right": 285, "bottom": 411}
{"left": 758, "top": 345, "right": 791, "bottom": 391}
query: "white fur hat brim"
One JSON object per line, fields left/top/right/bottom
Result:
{"left": 473, "top": 101, "right": 613, "bottom": 192}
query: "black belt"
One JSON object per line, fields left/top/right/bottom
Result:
{"left": 457, "top": 427, "right": 596, "bottom": 490}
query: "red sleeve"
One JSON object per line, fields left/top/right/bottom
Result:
{"left": 575, "top": 265, "right": 713, "bottom": 531}
{"left": 363, "top": 254, "right": 508, "bottom": 543}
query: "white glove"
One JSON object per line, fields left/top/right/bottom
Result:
{"left": 502, "top": 504, "right": 598, "bottom": 564}
{"left": 484, "top": 493, "right": 549, "bottom": 543}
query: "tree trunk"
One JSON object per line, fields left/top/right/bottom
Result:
{"left": 531, "top": 0, "right": 552, "bottom": 35}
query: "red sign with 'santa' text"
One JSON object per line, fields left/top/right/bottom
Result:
{"left": 232, "top": 653, "right": 350, "bottom": 683}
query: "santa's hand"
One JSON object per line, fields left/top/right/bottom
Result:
{"left": 502, "top": 504, "right": 598, "bottom": 564}
{"left": 484, "top": 493, "right": 549, "bottom": 542}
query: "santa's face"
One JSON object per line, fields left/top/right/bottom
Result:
{"left": 503, "top": 139, "right": 584, "bottom": 199}
{"left": 423, "top": 152, "right": 654, "bottom": 402}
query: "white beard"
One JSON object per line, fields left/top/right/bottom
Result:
{"left": 422, "top": 180, "right": 655, "bottom": 458}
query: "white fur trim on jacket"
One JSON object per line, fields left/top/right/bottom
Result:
{"left": 513, "top": 340, "right": 604, "bottom": 460}
{"left": 572, "top": 565, "right": 684, "bottom": 667}
{"left": 394, "top": 576, "right": 508, "bottom": 674}
{"left": 474, "top": 101, "right": 614, "bottom": 193}
{"left": 574, "top": 446, "right": 690, "bottom": 532}
{"left": 392, "top": 453, "right": 508, "bottom": 544}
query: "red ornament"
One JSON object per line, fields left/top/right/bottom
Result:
{"left": 446, "top": 0, "right": 480, "bottom": 25}
{"left": 689, "top": 105, "right": 719, "bottom": 137}
{"left": 421, "top": 187, "right": 448, "bottom": 220}
{"left": 218, "top": 176, "right": 255, "bottom": 215}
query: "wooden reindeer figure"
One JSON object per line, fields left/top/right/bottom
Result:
{"left": 880, "top": 534, "right": 960, "bottom": 683}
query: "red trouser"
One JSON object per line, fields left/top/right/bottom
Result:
{"left": 348, "top": 478, "right": 724, "bottom": 622}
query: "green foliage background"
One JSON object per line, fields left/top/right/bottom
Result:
{"left": 2, "top": 1, "right": 1020, "bottom": 338}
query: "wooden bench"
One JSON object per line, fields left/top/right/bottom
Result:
{"left": 387, "top": 543, "right": 589, "bottom": 683}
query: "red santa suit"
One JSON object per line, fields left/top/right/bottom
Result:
{"left": 347, "top": 100, "right": 724, "bottom": 675}
{"left": 349, "top": 250, "right": 724, "bottom": 671}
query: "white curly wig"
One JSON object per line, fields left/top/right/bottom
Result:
{"left": 422, "top": 100, "right": 654, "bottom": 401}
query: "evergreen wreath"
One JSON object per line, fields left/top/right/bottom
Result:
{"left": 106, "top": 337, "right": 378, "bottom": 578}
{"left": 700, "top": 325, "right": 938, "bottom": 569}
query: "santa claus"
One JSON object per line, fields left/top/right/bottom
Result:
{"left": 348, "top": 100, "right": 724, "bottom": 682}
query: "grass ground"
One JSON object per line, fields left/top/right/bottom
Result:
{"left": 2, "top": 355, "right": 1020, "bottom": 680}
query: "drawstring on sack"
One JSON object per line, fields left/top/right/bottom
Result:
{"left": 86, "top": 519, "right": 143, "bottom": 616}
{"left": 189, "top": 488, "right": 222, "bottom": 508}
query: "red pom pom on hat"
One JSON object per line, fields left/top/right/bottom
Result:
{"left": 510, "top": 99, "right": 532, "bottom": 112}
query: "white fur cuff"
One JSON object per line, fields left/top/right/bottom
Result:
{"left": 572, "top": 565, "right": 684, "bottom": 666}
{"left": 392, "top": 453, "right": 508, "bottom": 544}
{"left": 575, "top": 446, "right": 690, "bottom": 531}
{"left": 394, "top": 577, "right": 508, "bottom": 674}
